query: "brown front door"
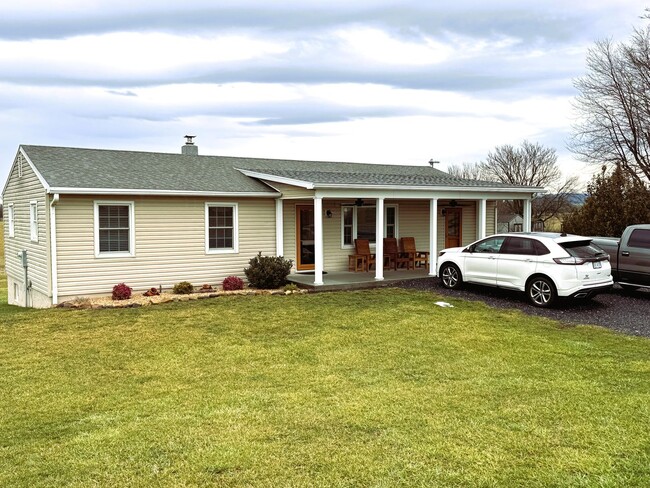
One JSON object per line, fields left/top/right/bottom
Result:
{"left": 296, "top": 205, "right": 315, "bottom": 270}
{"left": 445, "top": 208, "right": 462, "bottom": 248}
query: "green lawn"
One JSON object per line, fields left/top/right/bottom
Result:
{"left": 1, "top": 223, "right": 649, "bottom": 487}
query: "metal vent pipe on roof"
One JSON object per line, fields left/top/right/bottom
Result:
{"left": 182, "top": 135, "right": 198, "bottom": 155}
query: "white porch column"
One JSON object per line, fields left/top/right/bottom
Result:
{"left": 375, "top": 197, "right": 384, "bottom": 281}
{"left": 314, "top": 196, "right": 324, "bottom": 285}
{"left": 275, "top": 199, "right": 284, "bottom": 257}
{"left": 478, "top": 199, "right": 487, "bottom": 239}
{"left": 523, "top": 198, "right": 532, "bottom": 232}
{"left": 429, "top": 198, "right": 438, "bottom": 276}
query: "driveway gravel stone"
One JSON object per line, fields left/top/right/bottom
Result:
{"left": 396, "top": 278, "right": 650, "bottom": 338}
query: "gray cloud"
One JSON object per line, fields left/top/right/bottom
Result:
{"left": 0, "top": 2, "right": 614, "bottom": 45}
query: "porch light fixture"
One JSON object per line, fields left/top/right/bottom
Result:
{"left": 326, "top": 210, "right": 333, "bottom": 218}
{"left": 449, "top": 200, "right": 458, "bottom": 207}
{"left": 355, "top": 198, "right": 364, "bottom": 207}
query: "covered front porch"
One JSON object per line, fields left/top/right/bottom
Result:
{"left": 288, "top": 268, "right": 433, "bottom": 291}
{"left": 274, "top": 190, "right": 535, "bottom": 287}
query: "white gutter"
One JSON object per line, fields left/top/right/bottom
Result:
{"left": 49, "top": 193, "right": 60, "bottom": 305}
{"left": 47, "top": 187, "right": 280, "bottom": 197}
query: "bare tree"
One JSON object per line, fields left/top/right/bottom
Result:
{"left": 446, "top": 141, "right": 577, "bottom": 223}
{"left": 570, "top": 18, "right": 650, "bottom": 183}
{"left": 446, "top": 162, "right": 488, "bottom": 180}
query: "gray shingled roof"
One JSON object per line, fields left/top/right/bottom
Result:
{"left": 20, "top": 144, "right": 537, "bottom": 193}
{"left": 21, "top": 145, "right": 274, "bottom": 194}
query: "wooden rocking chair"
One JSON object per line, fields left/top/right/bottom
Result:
{"left": 400, "top": 237, "right": 429, "bottom": 269}
{"left": 354, "top": 239, "right": 376, "bottom": 271}
{"left": 384, "top": 237, "right": 412, "bottom": 270}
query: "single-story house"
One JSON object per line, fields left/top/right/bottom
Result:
{"left": 2, "top": 139, "right": 542, "bottom": 307}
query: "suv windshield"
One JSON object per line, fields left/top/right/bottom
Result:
{"left": 561, "top": 240, "right": 608, "bottom": 259}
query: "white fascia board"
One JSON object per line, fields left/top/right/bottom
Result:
{"left": 315, "top": 188, "right": 543, "bottom": 200}
{"left": 236, "top": 169, "right": 315, "bottom": 189}
{"left": 47, "top": 187, "right": 280, "bottom": 197}
{"left": 315, "top": 183, "right": 545, "bottom": 193}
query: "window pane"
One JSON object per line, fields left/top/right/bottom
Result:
{"left": 98, "top": 205, "right": 130, "bottom": 253}
{"left": 628, "top": 229, "right": 650, "bottom": 248}
{"left": 208, "top": 205, "right": 235, "bottom": 250}
{"left": 386, "top": 207, "right": 395, "bottom": 225}
{"left": 343, "top": 206, "right": 353, "bottom": 226}
{"left": 344, "top": 226, "right": 352, "bottom": 245}
{"left": 357, "top": 207, "right": 376, "bottom": 243}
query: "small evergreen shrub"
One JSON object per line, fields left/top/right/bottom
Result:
{"left": 284, "top": 283, "right": 299, "bottom": 292}
{"left": 244, "top": 252, "right": 293, "bottom": 289}
{"left": 222, "top": 276, "right": 245, "bottom": 291}
{"left": 173, "top": 281, "right": 194, "bottom": 294}
{"left": 112, "top": 283, "right": 132, "bottom": 300}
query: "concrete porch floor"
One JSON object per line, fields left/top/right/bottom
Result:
{"left": 288, "top": 268, "right": 435, "bottom": 291}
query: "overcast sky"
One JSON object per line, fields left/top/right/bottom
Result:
{"left": 1, "top": 0, "right": 648, "bottom": 192}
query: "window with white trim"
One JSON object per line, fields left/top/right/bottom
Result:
{"left": 29, "top": 201, "right": 38, "bottom": 242}
{"left": 8, "top": 204, "right": 15, "bottom": 238}
{"left": 206, "top": 203, "right": 238, "bottom": 253}
{"left": 94, "top": 202, "right": 135, "bottom": 256}
{"left": 341, "top": 204, "right": 398, "bottom": 247}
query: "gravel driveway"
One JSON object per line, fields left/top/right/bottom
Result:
{"left": 397, "top": 278, "right": 650, "bottom": 338}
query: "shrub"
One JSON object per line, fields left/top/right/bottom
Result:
{"left": 112, "top": 283, "right": 132, "bottom": 300}
{"left": 200, "top": 284, "right": 213, "bottom": 292}
{"left": 173, "top": 281, "right": 194, "bottom": 294}
{"left": 284, "top": 283, "right": 299, "bottom": 292}
{"left": 244, "top": 252, "right": 293, "bottom": 289}
{"left": 222, "top": 276, "right": 245, "bottom": 291}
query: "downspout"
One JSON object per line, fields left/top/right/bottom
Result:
{"left": 50, "top": 193, "right": 60, "bottom": 305}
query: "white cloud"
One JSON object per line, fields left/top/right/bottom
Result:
{"left": 0, "top": 32, "right": 290, "bottom": 78}
{"left": 336, "top": 27, "right": 452, "bottom": 65}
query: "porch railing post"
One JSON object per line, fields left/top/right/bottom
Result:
{"left": 478, "top": 199, "right": 487, "bottom": 239}
{"left": 314, "top": 196, "right": 324, "bottom": 285}
{"left": 523, "top": 198, "right": 532, "bottom": 232}
{"left": 429, "top": 198, "right": 438, "bottom": 276}
{"left": 375, "top": 197, "right": 384, "bottom": 281}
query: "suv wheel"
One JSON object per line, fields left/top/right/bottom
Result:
{"left": 440, "top": 263, "right": 463, "bottom": 290}
{"left": 527, "top": 276, "right": 556, "bottom": 307}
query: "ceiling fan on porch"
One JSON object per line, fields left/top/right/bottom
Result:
{"left": 355, "top": 198, "right": 365, "bottom": 207}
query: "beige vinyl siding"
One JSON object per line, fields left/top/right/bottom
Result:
{"left": 3, "top": 153, "right": 50, "bottom": 301}
{"left": 462, "top": 202, "right": 477, "bottom": 244}
{"left": 486, "top": 200, "right": 496, "bottom": 235}
{"left": 266, "top": 182, "right": 314, "bottom": 200}
{"left": 55, "top": 195, "right": 275, "bottom": 299}
{"left": 282, "top": 200, "right": 300, "bottom": 266}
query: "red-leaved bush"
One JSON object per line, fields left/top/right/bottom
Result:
{"left": 112, "top": 283, "right": 133, "bottom": 300}
{"left": 222, "top": 276, "right": 244, "bottom": 291}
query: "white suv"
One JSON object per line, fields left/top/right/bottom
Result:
{"left": 437, "top": 233, "right": 613, "bottom": 307}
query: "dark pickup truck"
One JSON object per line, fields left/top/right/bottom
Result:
{"left": 592, "top": 225, "right": 650, "bottom": 291}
